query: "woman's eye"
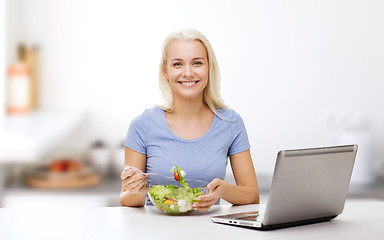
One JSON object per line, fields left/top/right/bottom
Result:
{"left": 173, "top": 62, "right": 182, "bottom": 67}
{"left": 193, "top": 61, "right": 203, "bottom": 65}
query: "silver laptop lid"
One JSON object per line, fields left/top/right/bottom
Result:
{"left": 263, "top": 145, "right": 357, "bottom": 226}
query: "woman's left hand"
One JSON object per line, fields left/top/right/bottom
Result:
{"left": 193, "top": 178, "right": 225, "bottom": 212}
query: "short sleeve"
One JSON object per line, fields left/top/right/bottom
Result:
{"left": 123, "top": 111, "right": 148, "bottom": 155}
{"left": 228, "top": 112, "right": 251, "bottom": 156}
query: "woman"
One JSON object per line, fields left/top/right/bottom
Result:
{"left": 120, "top": 28, "right": 259, "bottom": 211}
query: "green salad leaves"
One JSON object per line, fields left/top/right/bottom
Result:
{"left": 148, "top": 166, "right": 203, "bottom": 215}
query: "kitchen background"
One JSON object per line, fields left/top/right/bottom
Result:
{"left": 1, "top": 0, "right": 384, "bottom": 207}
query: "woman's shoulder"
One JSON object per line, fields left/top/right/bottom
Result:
{"left": 135, "top": 106, "right": 162, "bottom": 119}
{"left": 131, "top": 106, "right": 162, "bottom": 125}
{"left": 216, "top": 107, "right": 242, "bottom": 121}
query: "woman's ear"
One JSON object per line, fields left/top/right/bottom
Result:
{"left": 164, "top": 67, "right": 169, "bottom": 80}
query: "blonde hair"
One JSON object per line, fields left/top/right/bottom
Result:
{"left": 158, "top": 28, "right": 228, "bottom": 116}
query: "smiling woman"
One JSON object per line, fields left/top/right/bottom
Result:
{"left": 164, "top": 39, "right": 209, "bottom": 105}
{"left": 158, "top": 29, "right": 226, "bottom": 116}
{"left": 120, "top": 28, "right": 260, "bottom": 211}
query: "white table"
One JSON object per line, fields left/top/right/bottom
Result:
{"left": 0, "top": 200, "right": 383, "bottom": 240}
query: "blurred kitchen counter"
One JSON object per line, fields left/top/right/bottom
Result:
{"left": 0, "top": 111, "right": 84, "bottom": 207}
{"left": 347, "top": 178, "right": 384, "bottom": 200}
{"left": 2, "top": 177, "right": 122, "bottom": 208}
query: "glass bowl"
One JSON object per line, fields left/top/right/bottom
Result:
{"left": 147, "top": 178, "right": 208, "bottom": 216}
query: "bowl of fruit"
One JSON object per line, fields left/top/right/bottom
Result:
{"left": 147, "top": 166, "right": 208, "bottom": 215}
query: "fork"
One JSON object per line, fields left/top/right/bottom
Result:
{"left": 138, "top": 172, "right": 175, "bottom": 179}
{"left": 140, "top": 172, "right": 208, "bottom": 185}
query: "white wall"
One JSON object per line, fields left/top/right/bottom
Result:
{"left": 6, "top": 0, "right": 384, "bottom": 178}
{"left": 0, "top": 0, "right": 7, "bottom": 124}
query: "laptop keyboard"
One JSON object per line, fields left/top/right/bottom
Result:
{"left": 236, "top": 212, "right": 265, "bottom": 222}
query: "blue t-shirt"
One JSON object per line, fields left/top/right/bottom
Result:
{"left": 123, "top": 106, "right": 250, "bottom": 203}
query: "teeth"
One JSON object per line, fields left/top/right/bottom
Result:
{"left": 181, "top": 81, "right": 197, "bottom": 86}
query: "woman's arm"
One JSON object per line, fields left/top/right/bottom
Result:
{"left": 193, "top": 150, "right": 259, "bottom": 211}
{"left": 119, "top": 146, "right": 147, "bottom": 207}
{"left": 221, "top": 149, "right": 259, "bottom": 204}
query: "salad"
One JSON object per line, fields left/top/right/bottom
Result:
{"left": 147, "top": 166, "right": 205, "bottom": 215}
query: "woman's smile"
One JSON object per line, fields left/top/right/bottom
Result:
{"left": 178, "top": 80, "right": 200, "bottom": 87}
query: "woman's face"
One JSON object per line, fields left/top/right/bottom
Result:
{"left": 164, "top": 39, "right": 209, "bottom": 101}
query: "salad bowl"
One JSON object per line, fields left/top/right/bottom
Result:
{"left": 147, "top": 177, "right": 208, "bottom": 216}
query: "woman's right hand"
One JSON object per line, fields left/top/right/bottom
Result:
{"left": 120, "top": 166, "right": 148, "bottom": 194}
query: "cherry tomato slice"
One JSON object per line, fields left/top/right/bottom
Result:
{"left": 174, "top": 171, "right": 180, "bottom": 181}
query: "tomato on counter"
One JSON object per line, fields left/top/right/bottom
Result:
{"left": 49, "top": 159, "right": 82, "bottom": 173}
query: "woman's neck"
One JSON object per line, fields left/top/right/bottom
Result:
{"left": 171, "top": 96, "right": 209, "bottom": 120}
{"left": 165, "top": 95, "right": 214, "bottom": 140}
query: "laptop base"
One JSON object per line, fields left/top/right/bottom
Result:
{"left": 258, "top": 215, "right": 337, "bottom": 230}
{"left": 212, "top": 215, "right": 337, "bottom": 231}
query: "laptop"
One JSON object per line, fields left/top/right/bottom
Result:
{"left": 211, "top": 144, "right": 358, "bottom": 230}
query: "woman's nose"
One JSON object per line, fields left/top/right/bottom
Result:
{"left": 183, "top": 64, "right": 194, "bottom": 78}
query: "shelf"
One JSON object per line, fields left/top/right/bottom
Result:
{"left": 0, "top": 111, "right": 83, "bottom": 163}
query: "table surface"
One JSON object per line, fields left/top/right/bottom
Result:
{"left": 0, "top": 200, "right": 383, "bottom": 240}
